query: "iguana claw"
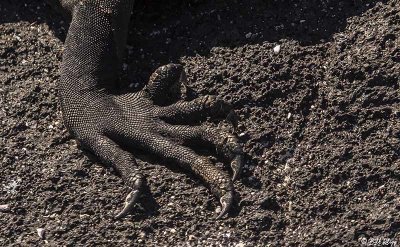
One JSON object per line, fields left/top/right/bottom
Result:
{"left": 216, "top": 191, "right": 233, "bottom": 219}
{"left": 115, "top": 175, "right": 143, "bottom": 219}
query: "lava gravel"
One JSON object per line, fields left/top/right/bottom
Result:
{"left": 1, "top": 0, "right": 399, "bottom": 246}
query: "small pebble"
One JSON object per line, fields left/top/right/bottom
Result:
{"left": 235, "top": 242, "right": 245, "bottom": 247}
{"left": 0, "top": 204, "right": 10, "bottom": 212}
{"left": 79, "top": 214, "right": 90, "bottom": 219}
{"left": 139, "top": 231, "right": 146, "bottom": 238}
{"left": 245, "top": 32, "right": 252, "bottom": 39}
{"left": 37, "top": 228, "right": 45, "bottom": 239}
{"left": 273, "top": 45, "right": 281, "bottom": 54}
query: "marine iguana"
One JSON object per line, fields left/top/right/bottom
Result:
{"left": 49, "top": 0, "right": 243, "bottom": 219}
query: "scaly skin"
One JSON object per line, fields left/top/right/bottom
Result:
{"left": 51, "top": 0, "right": 243, "bottom": 219}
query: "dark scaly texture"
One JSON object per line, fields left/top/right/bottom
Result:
{"left": 54, "top": 0, "right": 243, "bottom": 219}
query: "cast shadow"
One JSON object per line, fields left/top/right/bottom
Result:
{"left": 125, "top": 0, "right": 386, "bottom": 77}
{"left": 1, "top": 0, "right": 386, "bottom": 58}
{"left": 1, "top": 0, "right": 386, "bottom": 86}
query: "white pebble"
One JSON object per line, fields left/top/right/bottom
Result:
{"left": 37, "top": 228, "right": 45, "bottom": 239}
{"left": 287, "top": 112, "right": 292, "bottom": 119}
{"left": 0, "top": 204, "right": 10, "bottom": 211}
{"left": 79, "top": 214, "right": 90, "bottom": 219}
{"left": 170, "top": 228, "right": 177, "bottom": 234}
{"left": 245, "top": 32, "right": 252, "bottom": 39}
{"left": 235, "top": 242, "right": 245, "bottom": 247}
{"left": 273, "top": 45, "right": 281, "bottom": 54}
{"left": 139, "top": 231, "right": 146, "bottom": 238}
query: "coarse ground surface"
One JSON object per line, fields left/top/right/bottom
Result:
{"left": 1, "top": 0, "right": 399, "bottom": 246}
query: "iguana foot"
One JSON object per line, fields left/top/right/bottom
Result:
{"left": 62, "top": 64, "right": 243, "bottom": 219}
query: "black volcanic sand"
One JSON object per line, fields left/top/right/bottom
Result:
{"left": 1, "top": 0, "right": 399, "bottom": 246}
